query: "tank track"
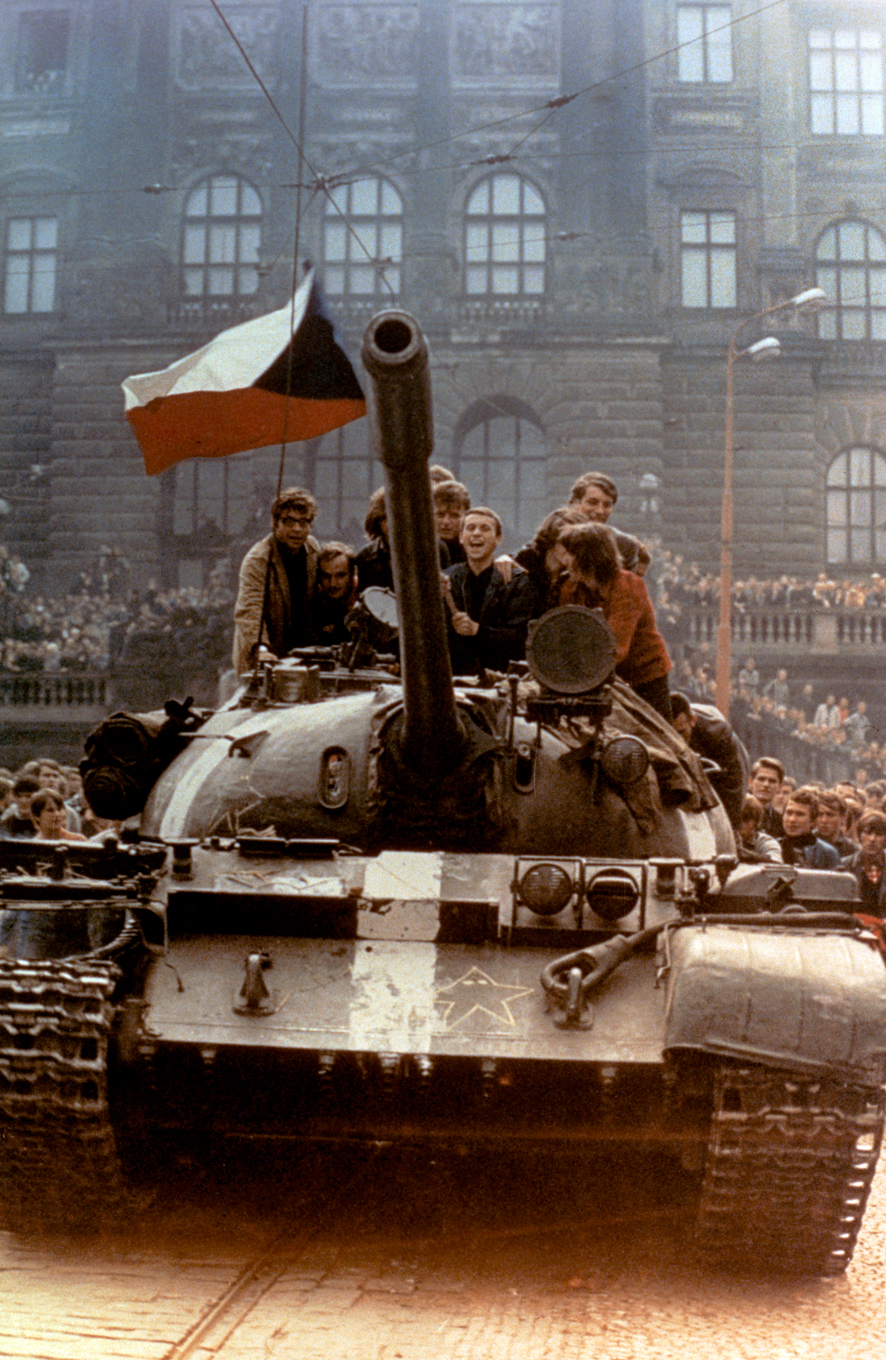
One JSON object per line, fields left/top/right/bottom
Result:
{"left": 0, "top": 958, "right": 128, "bottom": 1232}
{"left": 694, "top": 1064, "right": 885, "bottom": 1275}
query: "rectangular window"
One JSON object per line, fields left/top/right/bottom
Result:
{"left": 680, "top": 210, "right": 736, "bottom": 308}
{"left": 809, "top": 28, "right": 884, "bottom": 135}
{"left": 15, "top": 11, "right": 70, "bottom": 94}
{"left": 677, "top": 4, "right": 733, "bottom": 83}
{"left": 3, "top": 216, "right": 57, "bottom": 314}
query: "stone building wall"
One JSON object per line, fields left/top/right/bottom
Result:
{"left": 0, "top": 0, "right": 885, "bottom": 591}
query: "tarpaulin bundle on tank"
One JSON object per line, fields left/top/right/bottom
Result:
{"left": 81, "top": 699, "right": 206, "bottom": 819}
{"left": 518, "top": 676, "right": 718, "bottom": 835}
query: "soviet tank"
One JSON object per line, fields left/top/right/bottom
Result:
{"left": 0, "top": 311, "right": 884, "bottom": 1280}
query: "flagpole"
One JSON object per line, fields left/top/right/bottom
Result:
{"left": 276, "top": 2, "right": 310, "bottom": 496}
{"left": 256, "top": 4, "right": 310, "bottom": 669}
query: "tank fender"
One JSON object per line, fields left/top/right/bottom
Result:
{"left": 662, "top": 921, "right": 886, "bottom": 1084}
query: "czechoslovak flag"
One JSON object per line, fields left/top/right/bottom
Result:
{"left": 122, "top": 269, "right": 366, "bottom": 476}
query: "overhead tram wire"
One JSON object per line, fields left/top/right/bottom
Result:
{"left": 206, "top": 0, "right": 396, "bottom": 298}
{"left": 207, "top": 0, "right": 787, "bottom": 224}
{"left": 20, "top": 0, "right": 791, "bottom": 234}
{"left": 16, "top": 0, "right": 842, "bottom": 312}
{"left": 319, "top": 0, "right": 788, "bottom": 183}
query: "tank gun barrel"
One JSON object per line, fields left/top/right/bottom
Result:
{"left": 361, "top": 312, "right": 464, "bottom": 773}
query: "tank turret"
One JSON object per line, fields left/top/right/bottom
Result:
{"left": 134, "top": 310, "right": 732, "bottom": 860}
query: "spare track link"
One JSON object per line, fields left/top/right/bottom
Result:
{"left": 0, "top": 957, "right": 128, "bottom": 1232}
{"left": 695, "top": 1064, "right": 884, "bottom": 1276}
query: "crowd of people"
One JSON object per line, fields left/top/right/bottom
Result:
{"left": 653, "top": 553, "right": 886, "bottom": 617}
{"left": 737, "top": 758, "right": 886, "bottom": 913}
{"left": 0, "top": 758, "right": 118, "bottom": 843}
{"left": 0, "top": 542, "right": 235, "bottom": 707}
{"left": 669, "top": 650, "right": 886, "bottom": 787}
{"left": 2, "top": 465, "right": 886, "bottom": 921}
{"left": 2, "top": 462, "right": 885, "bottom": 786}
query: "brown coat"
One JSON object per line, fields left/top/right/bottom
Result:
{"left": 565, "top": 570, "right": 670, "bottom": 687}
{"left": 233, "top": 533, "right": 318, "bottom": 674}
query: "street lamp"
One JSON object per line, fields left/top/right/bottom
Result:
{"left": 714, "top": 287, "right": 827, "bottom": 717}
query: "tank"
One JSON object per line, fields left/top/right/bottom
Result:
{"left": 0, "top": 311, "right": 884, "bottom": 1279}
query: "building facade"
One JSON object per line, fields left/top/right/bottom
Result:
{"left": 1, "top": 0, "right": 885, "bottom": 589}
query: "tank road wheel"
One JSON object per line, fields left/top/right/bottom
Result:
{"left": 694, "top": 1064, "right": 885, "bottom": 1276}
{"left": 0, "top": 959, "right": 129, "bottom": 1233}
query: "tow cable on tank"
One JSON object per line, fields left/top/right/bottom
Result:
{"left": 540, "top": 923, "right": 671, "bottom": 1028}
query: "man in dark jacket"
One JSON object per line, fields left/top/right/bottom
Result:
{"left": 816, "top": 790, "right": 859, "bottom": 858}
{"left": 780, "top": 787, "right": 840, "bottom": 869}
{"left": 311, "top": 542, "right": 358, "bottom": 645}
{"left": 670, "top": 692, "right": 749, "bottom": 827}
{"left": 233, "top": 487, "right": 319, "bottom": 673}
{"left": 443, "top": 508, "right": 533, "bottom": 676}
{"left": 567, "top": 472, "right": 650, "bottom": 575}
{"left": 749, "top": 756, "right": 786, "bottom": 838}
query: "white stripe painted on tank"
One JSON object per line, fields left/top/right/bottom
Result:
{"left": 362, "top": 851, "right": 443, "bottom": 901}
{"left": 348, "top": 939, "right": 438, "bottom": 1054}
{"left": 679, "top": 809, "right": 718, "bottom": 860}
{"left": 158, "top": 715, "right": 271, "bottom": 839}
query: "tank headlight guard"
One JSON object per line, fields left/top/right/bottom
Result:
{"left": 586, "top": 867, "right": 641, "bottom": 922}
{"left": 515, "top": 860, "right": 580, "bottom": 916}
{"left": 599, "top": 735, "right": 650, "bottom": 786}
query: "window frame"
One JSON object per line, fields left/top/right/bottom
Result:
{"left": 808, "top": 26, "right": 885, "bottom": 137}
{"left": 679, "top": 207, "right": 738, "bottom": 309}
{"left": 2, "top": 212, "right": 58, "bottom": 315}
{"left": 13, "top": 6, "right": 73, "bottom": 97}
{"left": 320, "top": 175, "right": 403, "bottom": 300}
{"left": 452, "top": 397, "right": 547, "bottom": 549}
{"left": 463, "top": 172, "right": 548, "bottom": 299}
{"left": 676, "top": 3, "right": 734, "bottom": 85}
{"left": 826, "top": 446, "right": 886, "bottom": 568}
{"left": 307, "top": 422, "right": 384, "bottom": 544}
{"left": 815, "top": 218, "right": 886, "bottom": 340}
{"left": 181, "top": 173, "right": 263, "bottom": 300}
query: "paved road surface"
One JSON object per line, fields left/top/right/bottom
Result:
{"left": 1, "top": 1142, "right": 884, "bottom": 1359}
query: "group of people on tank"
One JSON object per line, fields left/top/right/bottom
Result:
{"left": 233, "top": 467, "right": 674, "bottom": 721}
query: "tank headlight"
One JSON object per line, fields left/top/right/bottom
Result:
{"left": 600, "top": 735, "right": 650, "bottom": 786}
{"left": 586, "top": 869, "right": 640, "bottom": 922}
{"left": 518, "top": 862, "right": 575, "bottom": 916}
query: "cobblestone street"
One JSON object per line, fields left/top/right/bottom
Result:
{"left": 1, "top": 1144, "right": 884, "bottom": 1359}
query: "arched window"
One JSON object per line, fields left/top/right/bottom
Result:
{"left": 464, "top": 174, "right": 547, "bottom": 296}
{"left": 826, "top": 447, "right": 886, "bottom": 566}
{"left": 816, "top": 220, "right": 886, "bottom": 339}
{"left": 454, "top": 399, "right": 546, "bottom": 548}
{"left": 321, "top": 177, "right": 402, "bottom": 297}
{"left": 309, "top": 422, "right": 384, "bottom": 546}
{"left": 182, "top": 175, "right": 262, "bottom": 298}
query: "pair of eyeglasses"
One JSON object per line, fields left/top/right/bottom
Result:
{"left": 279, "top": 515, "right": 313, "bottom": 528}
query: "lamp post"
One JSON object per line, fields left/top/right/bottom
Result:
{"left": 714, "top": 288, "right": 827, "bottom": 717}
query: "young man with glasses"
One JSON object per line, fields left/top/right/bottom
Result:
{"left": 233, "top": 487, "right": 319, "bottom": 673}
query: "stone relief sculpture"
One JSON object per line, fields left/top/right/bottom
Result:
{"left": 454, "top": 3, "right": 559, "bottom": 82}
{"left": 177, "top": 6, "right": 280, "bottom": 87}
{"left": 314, "top": 6, "right": 419, "bottom": 83}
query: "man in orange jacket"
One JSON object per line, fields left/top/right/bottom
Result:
{"left": 557, "top": 521, "right": 672, "bottom": 720}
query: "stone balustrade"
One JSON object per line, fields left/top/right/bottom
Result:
{"left": 0, "top": 670, "right": 113, "bottom": 767}
{"left": 0, "top": 671, "right": 110, "bottom": 709}
{"left": 682, "top": 606, "right": 886, "bottom": 655}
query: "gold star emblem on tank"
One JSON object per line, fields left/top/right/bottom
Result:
{"left": 435, "top": 967, "right": 534, "bottom": 1030}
